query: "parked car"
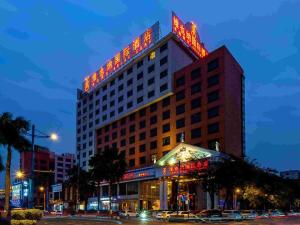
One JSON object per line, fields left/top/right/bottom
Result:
{"left": 287, "top": 210, "right": 300, "bottom": 217}
{"left": 269, "top": 210, "right": 286, "bottom": 218}
{"left": 118, "top": 210, "right": 138, "bottom": 218}
{"left": 197, "top": 209, "right": 222, "bottom": 218}
{"left": 169, "top": 211, "right": 197, "bottom": 218}
{"left": 241, "top": 210, "right": 257, "bottom": 219}
{"left": 155, "top": 211, "right": 173, "bottom": 219}
{"left": 256, "top": 210, "right": 269, "bottom": 219}
{"left": 222, "top": 210, "right": 243, "bottom": 220}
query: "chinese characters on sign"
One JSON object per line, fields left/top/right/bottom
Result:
{"left": 123, "top": 168, "right": 155, "bottom": 181}
{"left": 162, "top": 160, "right": 209, "bottom": 176}
{"left": 172, "top": 12, "right": 208, "bottom": 59}
{"left": 83, "top": 22, "right": 160, "bottom": 92}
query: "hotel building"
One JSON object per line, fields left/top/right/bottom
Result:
{"left": 76, "top": 13, "right": 244, "bottom": 211}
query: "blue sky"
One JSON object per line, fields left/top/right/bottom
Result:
{"left": 0, "top": 0, "right": 300, "bottom": 186}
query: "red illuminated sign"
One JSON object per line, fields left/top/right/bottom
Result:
{"left": 163, "top": 160, "right": 209, "bottom": 176}
{"left": 172, "top": 12, "right": 208, "bottom": 59}
{"left": 122, "top": 169, "right": 154, "bottom": 181}
{"left": 83, "top": 22, "right": 160, "bottom": 92}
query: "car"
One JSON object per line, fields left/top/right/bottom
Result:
{"left": 287, "top": 210, "right": 300, "bottom": 217}
{"left": 118, "top": 210, "right": 138, "bottom": 218}
{"left": 269, "top": 210, "right": 286, "bottom": 218}
{"left": 155, "top": 211, "right": 173, "bottom": 219}
{"left": 256, "top": 210, "right": 269, "bottom": 219}
{"left": 169, "top": 211, "right": 197, "bottom": 218}
{"left": 222, "top": 210, "right": 243, "bottom": 220}
{"left": 241, "top": 210, "right": 257, "bottom": 219}
{"left": 197, "top": 209, "right": 222, "bottom": 218}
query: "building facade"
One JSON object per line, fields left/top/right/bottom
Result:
{"left": 20, "top": 145, "right": 55, "bottom": 208}
{"left": 20, "top": 146, "right": 75, "bottom": 209}
{"left": 54, "top": 153, "right": 75, "bottom": 184}
{"left": 76, "top": 14, "right": 244, "bottom": 211}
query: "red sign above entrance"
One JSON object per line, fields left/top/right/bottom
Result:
{"left": 172, "top": 12, "right": 208, "bottom": 58}
{"left": 162, "top": 160, "right": 209, "bottom": 177}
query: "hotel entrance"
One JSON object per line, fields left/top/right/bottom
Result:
{"left": 170, "top": 178, "right": 198, "bottom": 211}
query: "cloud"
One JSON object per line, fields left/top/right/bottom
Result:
{"left": 0, "top": 0, "right": 17, "bottom": 12}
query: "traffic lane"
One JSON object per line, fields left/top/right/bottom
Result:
{"left": 38, "top": 217, "right": 300, "bottom": 225}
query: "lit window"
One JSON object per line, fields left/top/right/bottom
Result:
{"left": 149, "top": 51, "right": 156, "bottom": 60}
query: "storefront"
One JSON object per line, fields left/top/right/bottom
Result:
{"left": 88, "top": 143, "right": 224, "bottom": 211}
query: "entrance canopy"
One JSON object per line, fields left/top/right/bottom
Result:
{"left": 156, "top": 143, "right": 222, "bottom": 167}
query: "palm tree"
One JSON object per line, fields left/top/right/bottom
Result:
{"left": 65, "top": 165, "right": 94, "bottom": 211}
{"left": 0, "top": 112, "right": 31, "bottom": 216}
{"left": 89, "top": 148, "right": 126, "bottom": 213}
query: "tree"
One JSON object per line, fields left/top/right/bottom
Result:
{"left": 0, "top": 112, "right": 31, "bottom": 216}
{"left": 89, "top": 148, "right": 126, "bottom": 213}
{"left": 200, "top": 163, "right": 218, "bottom": 209}
{"left": 65, "top": 165, "right": 94, "bottom": 210}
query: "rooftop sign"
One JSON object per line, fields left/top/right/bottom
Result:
{"left": 83, "top": 22, "right": 160, "bottom": 92}
{"left": 172, "top": 12, "right": 208, "bottom": 58}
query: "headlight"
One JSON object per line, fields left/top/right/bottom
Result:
{"left": 140, "top": 212, "right": 147, "bottom": 219}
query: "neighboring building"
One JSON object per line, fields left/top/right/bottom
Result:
{"left": 280, "top": 170, "right": 300, "bottom": 180}
{"left": 20, "top": 145, "right": 75, "bottom": 209}
{"left": 76, "top": 13, "right": 244, "bottom": 211}
{"left": 54, "top": 153, "right": 75, "bottom": 184}
{"left": 20, "top": 145, "right": 55, "bottom": 208}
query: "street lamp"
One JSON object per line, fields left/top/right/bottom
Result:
{"left": 29, "top": 125, "right": 58, "bottom": 209}
{"left": 39, "top": 186, "right": 46, "bottom": 211}
{"left": 16, "top": 170, "right": 25, "bottom": 180}
{"left": 234, "top": 187, "right": 241, "bottom": 209}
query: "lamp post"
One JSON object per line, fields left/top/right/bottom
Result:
{"left": 234, "top": 188, "right": 241, "bottom": 210}
{"left": 29, "top": 124, "right": 58, "bottom": 208}
{"left": 39, "top": 186, "right": 46, "bottom": 211}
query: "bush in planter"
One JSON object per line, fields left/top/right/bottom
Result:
{"left": 11, "top": 210, "right": 26, "bottom": 220}
{"left": 24, "top": 209, "right": 43, "bottom": 220}
{"left": 11, "top": 209, "right": 43, "bottom": 221}
{"left": 11, "top": 220, "right": 37, "bottom": 225}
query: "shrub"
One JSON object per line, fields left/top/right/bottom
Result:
{"left": 11, "top": 220, "right": 37, "bottom": 225}
{"left": 11, "top": 209, "right": 43, "bottom": 221}
{"left": 11, "top": 210, "right": 26, "bottom": 220}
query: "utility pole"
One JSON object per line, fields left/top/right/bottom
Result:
{"left": 30, "top": 124, "right": 35, "bottom": 208}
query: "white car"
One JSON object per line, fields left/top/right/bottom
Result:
{"left": 156, "top": 211, "right": 173, "bottom": 219}
{"left": 223, "top": 210, "right": 243, "bottom": 220}
{"left": 169, "top": 211, "right": 197, "bottom": 218}
{"left": 119, "top": 210, "right": 138, "bottom": 218}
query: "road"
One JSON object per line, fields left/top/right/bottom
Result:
{"left": 38, "top": 217, "right": 300, "bottom": 225}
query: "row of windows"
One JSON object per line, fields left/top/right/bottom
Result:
{"left": 78, "top": 43, "right": 169, "bottom": 109}
{"left": 175, "top": 73, "right": 220, "bottom": 89}
{"left": 94, "top": 92, "right": 220, "bottom": 136}
{"left": 77, "top": 56, "right": 217, "bottom": 109}
{"left": 98, "top": 122, "right": 220, "bottom": 150}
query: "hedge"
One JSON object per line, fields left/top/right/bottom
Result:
{"left": 11, "top": 209, "right": 43, "bottom": 221}
{"left": 11, "top": 220, "right": 37, "bottom": 225}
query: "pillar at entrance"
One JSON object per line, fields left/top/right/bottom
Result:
{"left": 159, "top": 179, "right": 168, "bottom": 210}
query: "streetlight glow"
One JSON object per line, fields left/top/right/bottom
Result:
{"left": 16, "top": 170, "right": 24, "bottom": 179}
{"left": 50, "top": 133, "right": 58, "bottom": 141}
{"left": 235, "top": 187, "right": 241, "bottom": 194}
{"left": 39, "top": 186, "right": 45, "bottom": 192}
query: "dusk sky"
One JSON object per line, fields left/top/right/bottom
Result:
{"left": 1, "top": 0, "right": 300, "bottom": 187}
